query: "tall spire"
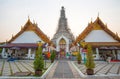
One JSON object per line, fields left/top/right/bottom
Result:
{"left": 60, "top": 6, "right": 66, "bottom": 18}
{"left": 52, "top": 6, "right": 75, "bottom": 43}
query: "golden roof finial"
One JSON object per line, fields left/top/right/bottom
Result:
{"left": 97, "top": 12, "right": 99, "bottom": 18}
{"left": 91, "top": 18, "right": 93, "bottom": 23}
{"left": 116, "top": 32, "right": 118, "bottom": 36}
{"left": 27, "top": 15, "right": 31, "bottom": 22}
{"left": 28, "top": 15, "right": 30, "bottom": 20}
{"left": 33, "top": 19, "right": 35, "bottom": 23}
{"left": 12, "top": 34, "right": 14, "bottom": 38}
{"left": 21, "top": 26, "right": 23, "bottom": 30}
{"left": 6, "top": 40, "right": 8, "bottom": 44}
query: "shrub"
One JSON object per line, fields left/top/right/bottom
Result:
{"left": 85, "top": 44, "right": 95, "bottom": 69}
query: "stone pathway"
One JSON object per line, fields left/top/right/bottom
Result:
{"left": 46, "top": 60, "right": 80, "bottom": 79}
{"left": 53, "top": 60, "right": 74, "bottom": 78}
{"left": 74, "top": 61, "right": 120, "bottom": 75}
{"left": 0, "top": 59, "right": 51, "bottom": 76}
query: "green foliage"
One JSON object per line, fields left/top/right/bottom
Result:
{"left": 0, "top": 48, "right": 2, "bottom": 53}
{"left": 85, "top": 44, "right": 95, "bottom": 69}
{"left": 34, "top": 46, "right": 44, "bottom": 71}
{"left": 50, "top": 50, "right": 56, "bottom": 61}
{"left": 77, "top": 52, "right": 82, "bottom": 61}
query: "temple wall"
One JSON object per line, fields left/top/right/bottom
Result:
{"left": 84, "top": 30, "right": 118, "bottom": 42}
{"left": 12, "top": 31, "right": 43, "bottom": 43}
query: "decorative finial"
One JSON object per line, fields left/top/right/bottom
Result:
{"left": 33, "top": 19, "right": 35, "bottom": 23}
{"left": 12, "top": 34, "right": 14, "bottom": 38}
{"left": 6, "top": 40, "right": 8, "bottom": 44}
{"left": 62, "top": 6, "right": 64, "bottom": 10}
{"left": 21, "top": 26, "right": 23, "bottom": 30}
{"left": 97, "top": 12, "right": 99, "bottom": 18}
{"left": 116, "top": 32, "right": 118, "bottom": 36}
{"left": 91, "top": 18, "right": 93, "bottom": 23}
{"left": 60, "top": 6, "right": 65, "bottom": 18}
{"left": 106, "top": 23, "right": 107, "bottom": 26}
{"left": 28, "top": 15, "right": 30, "bottom": 19}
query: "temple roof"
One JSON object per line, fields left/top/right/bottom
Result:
{"left": 75, "top": 16, "right": 120, "bottom": 45}
{"left": 8, "top": 18, "right": 51, "bottom": 44}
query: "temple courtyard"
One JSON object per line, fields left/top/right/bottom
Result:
{"left": 0, "top": 59, "right": 120, "bottom": 79}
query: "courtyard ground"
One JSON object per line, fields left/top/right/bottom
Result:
{"left": 74, "top": 61, "right": 120, "bottom": 75}
{"left": 0, "top": 59, "right": 51, "bottom": 76}
{"left": 0, "top": 59, "right": 120, "bottom": 79}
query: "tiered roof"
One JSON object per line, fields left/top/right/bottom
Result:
{"left": 75, "top": 16, "right": 120, "bottom": 47}
{"left": 8, "top": 18, "right": 51, "bottom": 44}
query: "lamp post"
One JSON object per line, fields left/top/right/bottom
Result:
{"left": 80, "top": 40, "right": 87, "bottom": 64}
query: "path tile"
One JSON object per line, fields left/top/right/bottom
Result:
{"left": 2, "top": 61, "right": 11, "bottom": 76}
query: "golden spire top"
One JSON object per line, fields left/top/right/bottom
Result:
{"left": 97, "top": 12, "right": 99, "bottom": 18}
{"left": 12, "top": 34, "right": 14, "bottom": 38}
{"left": 28, "top": 15, "right": 30, "bottom": 20}
{"left": 21, "top": 26, "right": 23, "bottom": 30}
{"left": 105, "top": 23, "right": 107, "bottom": 28}
{"left": 116, "top": 32, "right": 118, "bottom": 36}
{"left": 90, "top": 18, "right": 93, "bottom": 24}
{"left": 27, "top": 15, "right": 31, "bottom": 22}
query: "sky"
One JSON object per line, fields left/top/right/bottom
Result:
{"left": 0, "top": 0, "right": 120, "bottom": 42}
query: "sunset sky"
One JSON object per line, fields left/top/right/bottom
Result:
{"left": 0, "top": 0, "right": 120, "bottom": 42}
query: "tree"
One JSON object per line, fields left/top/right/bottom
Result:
{"left": 85, "top": 44, "right": 95, "bottom": 75}
{"left": 33, "top": 44, "right": 44, "bottom": 76}
{"left": 77, "top": 52, "right": 82, "bottom": 64}
{"left": 50, "top": 50, "right": 56, "bottom": 63}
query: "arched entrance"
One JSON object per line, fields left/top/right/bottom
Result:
{"left": 59, "top": 38, "right": 66, "bottom": 58}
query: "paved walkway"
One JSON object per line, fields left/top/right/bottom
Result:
{"left": 0, "top": 59, "right": 51, "bottom": 76}
{"left": 45, "top": 59, "right": 80, "bottom": 79}
{"left": 74, "top": 61, "right": 120, "bottom": 75}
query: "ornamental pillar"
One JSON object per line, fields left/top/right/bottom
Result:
{"left": 117, "top": 50, "right": 120, "bottom": 60}
{"left": 2, "top": 48, "right": 6, "bottom": 58}
{"left": 66, "top": 43, "right": 69, "bottom": 53}
{"left": 27, "top": 48, "right": 31, "bottom": 59}
{"left": 112, "top": 50, "right": 116, "bottom": 59}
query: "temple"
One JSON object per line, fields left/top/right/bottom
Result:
{"left": 52, "top": 6, "right": 75, "bottom": 57}
{"left": 0, "top": 6, "right": 120, "bottom": 60}
{"left": 75, "top": 16, "right": 120, "bottom": 60}
{"left": 1, "top": 18, "right": 51, "bottom": 59}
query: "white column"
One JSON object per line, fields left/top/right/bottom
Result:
{"left": 117, "top": 50, "right": 120, "bottom": 60}
{"left": 112, "top": 50, "right": 116, "bottom": 59}
{"left": 27, "top": 48, "right": 31, "bottom": 59}
{"left": 56, "top": 44, "right": 60, "bottom": 52}
{"left": 66, "top": 44, "right": 69, "bottom": 53}
{"left": 2, "top": 48, "right": 6, "bottom": 58}
{"left": 96, "top": 48, "right": 100, "bottom": 59}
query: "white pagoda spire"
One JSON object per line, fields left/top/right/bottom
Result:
{"left": 52, "top": 6, "right": 75, "bottom": 44}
